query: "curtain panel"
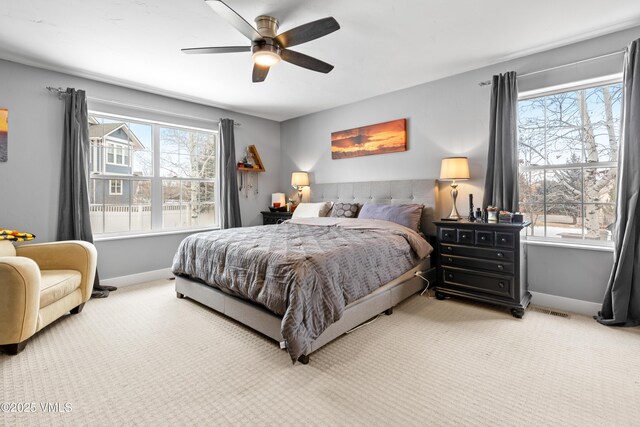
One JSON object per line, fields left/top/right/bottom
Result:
{"left": 596, "top": 39, "right": 640, "bottom": 326}
{"left": 218, "top": 118, "right": 242, "bottom": 229}
{"left": 57, "top": 88, "right": 111, "bottom": 297}
{"left": 482, "top": 71, "right": 519, "bottom": 212}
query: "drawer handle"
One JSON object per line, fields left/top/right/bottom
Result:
{"left": 448, "top": 257, "right": 453, "bottom": 263}
{"left": 500, "top": 238, "right": 507, "bottom": 243}
{"left": 498, "top": 282, "right": 505, "bottom": 288}
{"left": 447, "top": 246, "right": 453, "bottom": 251}
{"left": 480, "top": 236, "right": 486, "bottom": 241}
{"left": 448, "top": 273, "right": 454, "bottom": 279}
{"left": 497, "top": 252, "right": 503, "bottom": 258}
{"left": 497, "top": 264, "right": 504, "bottom": 270}
{"left": 444, "top": 233, "right": 450, "bottom": 238}
{"left": 462, "top": 234, "right": 468, "bottom": 239}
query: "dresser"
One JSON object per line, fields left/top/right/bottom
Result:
{"left": 261, "top": 210, "right": 293, "bottom": 225}
{"left": 433, "top": 220, "right": 531, "bottom": 318}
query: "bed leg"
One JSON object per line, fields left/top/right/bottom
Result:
{"left": 384, "top": 307, "right": 393, "bottom": 315}
{"left": 176, "top": 292, "right": 185, "bottom": 299}
{"left": 298, "top": 354, "right": 310, "bottom": 365}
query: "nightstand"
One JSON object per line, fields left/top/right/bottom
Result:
{"left": 433, "top": 220, "right": 531, "bottom": 318}
{"left": 261, "top": 211, "right": 293, "bottom": 225}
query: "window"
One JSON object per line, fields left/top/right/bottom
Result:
{"left": 518, "top": 80, "right": 622, "bottom": 243}
{"left": 88, "top": 113, "right": 217, "bottom": 236}
{"left": 109, "top": 179, "right": 123, "bottom": 195}
{"left": 106, "top": 143, "right": 130, "bottom": 166}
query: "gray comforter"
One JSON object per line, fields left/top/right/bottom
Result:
{"left": 171, "top": 217, "right": 433, "bottom": 362}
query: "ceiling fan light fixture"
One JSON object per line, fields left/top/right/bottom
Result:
{"left": 252, "top": 50, "right": 281, "bottom": 66}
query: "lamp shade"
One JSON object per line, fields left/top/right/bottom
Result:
{"left": 291, "top": 171, "right": 310, "bottom": 188}
{"left": 439, "top": 157, "right": 470, "bottom": 180}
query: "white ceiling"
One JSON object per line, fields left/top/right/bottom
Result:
{"left": 1, "top": 0, "right": 640, "bottom": 121}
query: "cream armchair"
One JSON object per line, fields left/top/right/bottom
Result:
{"left": 0, "top": 240, "right": 97, "bottom": 355}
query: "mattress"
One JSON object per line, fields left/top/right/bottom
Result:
{"left": 172, "top": 217, "right": 433, "bottom": 362}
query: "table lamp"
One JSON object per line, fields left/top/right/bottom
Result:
{"left": 291, "top": 171, "right": 310, "bottom": 202}
{"left": 440, "top": 157, "right": 470, "bottom": 220}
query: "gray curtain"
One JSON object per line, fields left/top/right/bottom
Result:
{"left": 57, "top": 88, "right": 111, "bottom": 297}
{"left": 482, "top": 71, "right": 519, "bottom": 212}
{"left": 596, "top": 39, "right": 640, "bottom": 326}
{"left": 218, "top": 118, "right": 242, "bottom": 229}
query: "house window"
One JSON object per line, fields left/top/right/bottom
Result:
{"left": 106, "top": 143, "right": 130, "bottom": 166}
{"left": 517, "top": 80, "right": 622, "bottom": 243}
{"left": 109, "top": 179, "right": 123, "bottom": 195}
{"left": 88, "top": 113, "right": 218, "bottom": 236}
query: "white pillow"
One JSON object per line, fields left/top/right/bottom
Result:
{"left": 292, "top": 202, "right": 332, "bottom": 218}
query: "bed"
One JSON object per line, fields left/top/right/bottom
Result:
{"left": 172, "top": 179, "right": 437, "bottom": 364}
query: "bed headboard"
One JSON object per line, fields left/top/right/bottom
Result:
{"left": 310, "top": 179, "right": 437, "bottom": 236}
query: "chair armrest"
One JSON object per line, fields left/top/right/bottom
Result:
{"left": 16, "top": 241, "right": 97, "bottom": 302}
{"left": 0, "top": 257, "right": 40, "bottom": 345}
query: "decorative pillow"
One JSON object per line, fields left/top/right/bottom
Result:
{"left": 330, "top": 202, "right": 361, "bottom": 218}
{"left": 0, "top": 229, "right": 36, "bottom": 242}
{"left": 291, "top": 202, "right": 332, "bottom": 218}
{"left": 357, "top": 203, "right": 423, "bottom": 231}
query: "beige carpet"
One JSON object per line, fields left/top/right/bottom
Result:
{"left": 2, "top": 280, "right": 639, "bottom": 426}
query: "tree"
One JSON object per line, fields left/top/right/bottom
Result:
{"left": 518, "top": 84, "right": 621, "bottom": 239}
{"left": 160, "top": 128, "right": 216, "bottom": 226}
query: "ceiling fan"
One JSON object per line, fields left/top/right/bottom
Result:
{"left": 182, "top": 0, "right": 340, "bottom": 82}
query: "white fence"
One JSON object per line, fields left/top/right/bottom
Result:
{"left": 90, "top": 204, "right": 215, "bottom": 233}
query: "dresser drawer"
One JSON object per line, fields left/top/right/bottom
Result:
{"left": 475, "top": 230, "right": 494, "bottom": 246}
{"left": 496, "top": 232, "right": 515, "bottom": 248}
{"left": 457, "top": 229, "right": 474, "bottom": 244}
{"left": 440, "top": 227, "right": 458, "bottom": 243}
{"left": 440, "top": 244, "right": 514, "bottom": 261}
{"left": 441, "top": 254, "right": 514, "bottom": 274}
{"left": 442, "top": 267, "right": 514, "bottom": 299}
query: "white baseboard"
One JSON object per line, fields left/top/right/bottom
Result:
{"left": 530, "top": 291, "right": 602, "bottom": 317}
{"left": 101, "top": 268, "right": 174, "bottom": 288}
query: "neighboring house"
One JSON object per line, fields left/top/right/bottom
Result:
{"left": 88, "top": 116, "right": 144, "bottom": 205}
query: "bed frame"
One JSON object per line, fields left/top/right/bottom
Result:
{"left": 175, "top": 179, "right": 437, "bottom": 364}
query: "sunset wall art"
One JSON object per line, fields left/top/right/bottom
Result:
{"left": 331, "top": 118, "right": 407, "bottom": 159}
{"left": 0, "top": 108, "right": 7, "bottom": 162}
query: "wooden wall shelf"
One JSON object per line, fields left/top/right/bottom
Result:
{"left": 237, "top": 145, "right": 265, "bottom": 172}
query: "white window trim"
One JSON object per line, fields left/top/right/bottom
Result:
{"left": 517, "top": 75, "right": 622, "bottom": 247}
{"left": 89, "top": 110, "right": 219, "bottom": 237}
{"left": 105, "top": 141, "right": 130, "bottom": 167}
{"left": 109, "top": 179, "right": 123, "bottom": 196}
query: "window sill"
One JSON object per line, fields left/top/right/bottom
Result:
{"left": 94, "top": 227, "right": 218, "bottom": 242}
{"left": 525, "top": 238, "right": 614, "bottom": 252}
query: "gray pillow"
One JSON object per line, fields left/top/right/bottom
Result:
{"left": 330, "top": 202, "right": 361, "bottom": 218}
{"left": 358, "top": 203, "right": 423, "bottom": 231}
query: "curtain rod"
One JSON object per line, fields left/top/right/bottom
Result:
{"left": 45, "top": 86, "right": 241, "bottom": 126}
{"left": 477, "top": 49, "right": 626, "bottom": 87}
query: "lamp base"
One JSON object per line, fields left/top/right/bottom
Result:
{"left": 446, "top": 182, "right": 462, "bottom": 220}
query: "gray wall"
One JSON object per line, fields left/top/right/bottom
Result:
{"left": 0, "top": 59, "right": 280, "bottom": 279}
{"left": 280, "top": 27, "right": 640, "bottom": 304}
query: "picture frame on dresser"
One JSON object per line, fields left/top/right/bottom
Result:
{"left": 433, "top": 220, "right": 532, "bottom": 318}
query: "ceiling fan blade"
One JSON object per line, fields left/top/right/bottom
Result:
{"left": 205, "top": 0, "right": 263, "bottom": 41}
{"left": 280, "top": 49, "right": 334, "bottom": 73}
{"left": 275, "top": 17, "right": 340, "bottom": 48}
{"left": 181, "top": 46, "right": 251, "bottom": 54}
{"left": 252, "top": 64, "right": 270, "bottom": 83}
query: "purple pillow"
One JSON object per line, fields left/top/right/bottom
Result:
{"left": 358, "top": 203, "right": 423, "bottom": 231}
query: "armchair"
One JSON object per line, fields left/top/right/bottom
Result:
{"left": 0, "top": 240, "right": 97, "bottom": 354}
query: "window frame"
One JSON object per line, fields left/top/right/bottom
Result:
{"left": 108, "top": 179, "right": 123, "bottom": 196}
{"left": 89, "top": 111, "right": 219, "bottom": 238}
{"left": 517, "top": 76, "right": 622, "bottom": 247}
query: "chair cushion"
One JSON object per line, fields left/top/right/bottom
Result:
{"left": 40, "top": 270, "right": 82, "bottom": 308}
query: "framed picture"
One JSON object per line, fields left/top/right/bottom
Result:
{"left": 0, "top": 108, "right": 7, "bottom": 162}
{"left": 331, "top": 118, "right": 406, "bottom": 160}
